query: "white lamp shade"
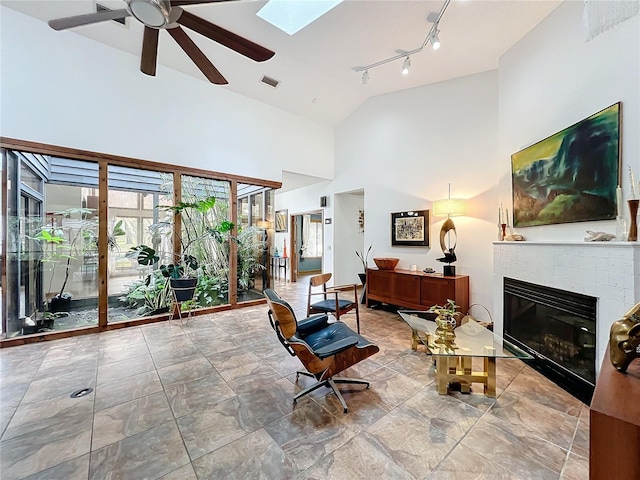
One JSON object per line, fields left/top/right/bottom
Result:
{"left": 432, "top": 198, "right": 466, "bottom": 217}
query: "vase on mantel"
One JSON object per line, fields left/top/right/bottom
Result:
{"left": 628, "top": 199, "right": 639, "bottom": 242}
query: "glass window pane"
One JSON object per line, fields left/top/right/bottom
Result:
{"left": 20, "top": 164, "right": 42, "bottom": 192}
{"left": 3, "top": 158, "right": 101, "bottom": 336}
{"left": 180, "top": 175, "right": 232, "bottom": 309}
{"left": 108, "top": 167, "right": 174, "bottom": 322}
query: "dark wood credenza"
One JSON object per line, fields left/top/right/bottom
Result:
{"left": 366, "top": 268, "right": 469, "bottom": 313}
{"left": 589, "top": 346, "right": 640, "bottom": 479}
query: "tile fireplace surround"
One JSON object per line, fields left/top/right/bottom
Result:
{"left": 493, "top": 241, "right": 640, "bottom": 375}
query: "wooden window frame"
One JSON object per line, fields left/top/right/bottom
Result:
{"left": 0, "top": 137, "right": 281, "bottom": 347}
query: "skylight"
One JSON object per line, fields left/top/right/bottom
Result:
{"left": 256, "top": 0, "right": 343, "bottom": 36}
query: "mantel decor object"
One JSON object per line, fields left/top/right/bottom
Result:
{"left": 609, "top": 301, "right": 640, "bottom": 372}
{"left": 628, "top": 199, "right": 639, "bottom": 242}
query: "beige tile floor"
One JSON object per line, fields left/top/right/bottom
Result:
{"left": 0, "top": 279, "right": 589, "bottom": 479}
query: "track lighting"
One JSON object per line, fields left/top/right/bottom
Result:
{"left": 401, "top": 56, "right": 410, "bottom": 75}
{"left": 430, "top": 29, "right": 440, "bottom": 50}
{"left": 354, "top": 0, "right": 450, "bottom": 85}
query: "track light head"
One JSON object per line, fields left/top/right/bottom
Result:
{"left": 430, "top": 30, "right": 441, "bottom": 50}
{"left": 362, "top": 70, "right": 369, "bottom": 85}
{"left": 401, "top": 56, "right": 410, "bottom": 75}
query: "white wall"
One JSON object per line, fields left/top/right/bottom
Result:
{"left": 274, "top": 180, "right": 332, "bottom": 281}
{"left": 498, "top": 1, "right": 640, "bottom": 241}
{"left": 0, "top": 7, "right": 334, "bottom": 183}
{"left": 333, "top": 71, "right": 501, "bottom": 310}
{"left": 334, "top": 192, "right": 364, "bottom": 285}
{"left": 277, "top": 72, "right": 500, "bottom": 306}
{"left": 275, "top": 1, "right": 639, "bottom": 315}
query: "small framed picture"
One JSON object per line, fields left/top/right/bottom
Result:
{"left": 275, "top": 209, "right": 288, "bottom": 232}
{"left": 391, "top": 210, "right": 429, "bottom": 246}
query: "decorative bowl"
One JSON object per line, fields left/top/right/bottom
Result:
{"left": 373, "top": 257, "right": 400, "bottom": 270}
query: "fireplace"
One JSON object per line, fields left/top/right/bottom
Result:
{"left": 504, "top": 277, "right": 596, "bottom": 404}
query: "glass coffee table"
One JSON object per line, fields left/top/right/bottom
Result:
{"left": 398, "top": 310, "right": 532, "bottom": 397}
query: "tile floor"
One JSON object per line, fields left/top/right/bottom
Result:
{"left": 0, "top": 280, "right": 589, "bottom": 479}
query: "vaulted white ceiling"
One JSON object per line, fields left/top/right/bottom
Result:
{"left": 2, "top": 0, "right": 561, "bottom": 126}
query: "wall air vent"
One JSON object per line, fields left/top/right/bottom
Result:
{"left": 96, "top": 4, "right": 127, "bottom": 25}
{"left": 260, "top": 75, "right": 280, "bottom": 88}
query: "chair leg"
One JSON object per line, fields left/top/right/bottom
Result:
{"left": 296, "top": 371, "right": 315, "bottom": 380}
{"left": 292, "top": 376, "right": 371, "bottom": 413}
{"left": 293, "top": 379, "right": 329, "bottom": 404}
{"left": 332, "top": 378, "right": 370, "bottom": 388}
{"left": 327, "top": 378, "right": 351, "bottom": 413}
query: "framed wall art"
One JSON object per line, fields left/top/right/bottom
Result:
{"left": 511, "top": 102, "right": 620, "bottom": 227}
{"left": 275, "top": 209, "right": 288, "bottom": 232}
{"left": 391, "top": 210, "right": 429, "bottom": 246}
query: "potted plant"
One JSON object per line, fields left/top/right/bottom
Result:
{"left": 129, "top": 195, "right": 236, "bottom": 312}
{"left": 355, "top": 244, "right": 372, "bottom": 304}
{"left": 29, "top": 208, "right": 97, "bottom": 314}
{"left": 355, "top": 244, "right": 372, "bottom": 283}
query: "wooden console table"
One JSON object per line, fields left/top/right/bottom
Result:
{"left": 366, "top": 268, "right": 469, "bottom": 313}
{"left": 590, "top": 346, "right": 640, "bottom": 479}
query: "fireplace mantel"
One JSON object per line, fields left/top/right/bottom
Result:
{"left": 493, "top": 240, "right": 639, "bottom": 247}
{"left": 493, "top": 241, "right": 640, "bottom": 375}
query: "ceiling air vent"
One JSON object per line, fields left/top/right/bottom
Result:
{"left": 260, "top": 75, "right": 280, "bottom": 89}
{"left": 96, "top": 4, "right": 127, "bottom": 25}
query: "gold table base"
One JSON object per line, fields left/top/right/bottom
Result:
{"left": 411, "top": 329, "right": 430, "bottom": 351}
{"left": 435, "top": 355, "right": 496, "bottom": 397}
{"left": 410, "top": 330, "right": 497, "bottom": 397}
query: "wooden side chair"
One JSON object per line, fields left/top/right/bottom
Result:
{"left": 307, "top": 273, "right": 361, "bottom": 333}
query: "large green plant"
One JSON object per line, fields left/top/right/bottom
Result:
{"left": 30, "top": 208, "right": 96, "bottom": 302}
{"left": 129, "top": 195, "right": 235, "bottom": 280}
{"left": 119, "top": 271, "right": 172, "bottom": 316}
{"left": 236, "top": 225, "right": 267, "bottom": 291}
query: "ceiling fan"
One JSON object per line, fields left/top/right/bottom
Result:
{"left": 48, "top": 0, "right": 275, "bottom": 85}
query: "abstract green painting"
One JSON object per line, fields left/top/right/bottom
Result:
{"left": 511, "top": 103, "right": 620, "bottom": 227}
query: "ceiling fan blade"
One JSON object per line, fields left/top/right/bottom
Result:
{"left": 141, "top": 27, "right": 159, "bottom": 76}
{"left": 170, "top": 0, "right": 232, "bottom": 5}
{"left": 176, "top": 10, "right": 274, "bottom": 62}
{"left": 48, "top": 9, "right": 130, "bottom": 31}
{"left": 167, "top": 26, "right": 228, "bottom": 85}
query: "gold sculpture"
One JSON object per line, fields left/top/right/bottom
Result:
{"left": 609, "top": 302, "right": 640, "bottom": 372}
{"left": 429, "top": 299, "right": 459, "bottom": 349}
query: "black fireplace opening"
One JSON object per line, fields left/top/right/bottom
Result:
{"left": 504, "top": 277, "right": 596, "bottom": 404}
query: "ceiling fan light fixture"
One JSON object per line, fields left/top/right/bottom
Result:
{"left": 128, "top": 0, "right": 170, "bottom": 28}
{"left": 401, "top": 56, "right": 410, "bottom": 75}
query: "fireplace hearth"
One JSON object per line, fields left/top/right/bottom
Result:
{"left": 504, "top": 277, "right": 596, "bottom": 404}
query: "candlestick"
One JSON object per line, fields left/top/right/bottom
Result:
{"left": 629, "top": 199, "right": 639, "bottom": 242}
{"left": 616, "top": 186, "right": 623, "bottom": 217}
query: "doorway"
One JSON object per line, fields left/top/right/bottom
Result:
{"left": 290, "top": 210, "right": 323, "bottom": 283}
